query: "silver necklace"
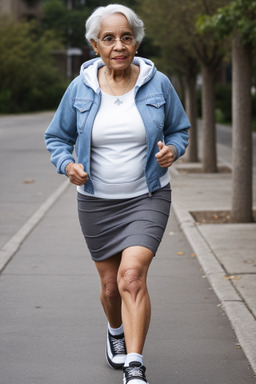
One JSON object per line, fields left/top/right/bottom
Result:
{"left": 104, "top": 66, "right": 133, "bottom": 105}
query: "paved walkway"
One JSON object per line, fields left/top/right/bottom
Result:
{"left": 170, "top": 123, "right": 256, "bottom": 376}
{"left": 0, "top": 114, "right": 256, "bottom": 383}
{"left": 1, "top": 183, "right": 255, "bottom": 383}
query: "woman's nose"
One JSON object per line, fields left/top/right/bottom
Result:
{"left": 114, "top": 39, "right": 125, "bottom": 49}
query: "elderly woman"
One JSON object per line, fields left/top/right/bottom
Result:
{"left": 45, "top": 4, "right": 190, "bottom": 384}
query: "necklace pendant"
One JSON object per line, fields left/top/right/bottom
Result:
{"left": 114, "top": 98, "right": 123, "bottom": 106}
{"left": 104, "top": 67, "right": 133, "bottom": 106}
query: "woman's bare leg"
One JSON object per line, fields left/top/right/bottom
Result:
{"left": 94, "top": 252, "right": 122, "bottom": 328}
{"left": 117, "top": 246, "right": 154, "bottom": 354}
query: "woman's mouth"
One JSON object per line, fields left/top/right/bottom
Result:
{"left": 112, "top": 56, "right": 127, "bottom": 61}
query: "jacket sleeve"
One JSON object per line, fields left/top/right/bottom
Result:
{"left": 163, "top": 79, "right": 190, "bottom": 159}
{"left": 44, "top": 82, "right": 78, "bottom": 175}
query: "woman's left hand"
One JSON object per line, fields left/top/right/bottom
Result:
{"left": 155, "top": 141, "right": 176, "bottom": 168}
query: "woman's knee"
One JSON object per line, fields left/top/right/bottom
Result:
{"left": 118, "top": 267, "right": 144, "bottom": 300}
{"left": 117, "top": 247, "right": 153, "bottom": 299}
{"left": 102, "top": 276, "right": 120, "bottom": 301}
{"left": 95, "top": 253, "right": 121, "bottom": 302}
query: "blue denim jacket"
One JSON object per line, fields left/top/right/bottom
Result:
{"left": 45, "top": 57, "right": 190, "bottom": 194}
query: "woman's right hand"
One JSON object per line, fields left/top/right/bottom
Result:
{"left": 65, "top": 163, "right": 88, "bottom": 186}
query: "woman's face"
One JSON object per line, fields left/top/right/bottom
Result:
{"left": 91, "top": 13, "right": 139, "bottom": 72}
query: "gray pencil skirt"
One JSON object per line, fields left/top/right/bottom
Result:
{"left": 77, "top": 184, "right": 171, "bottom": 262}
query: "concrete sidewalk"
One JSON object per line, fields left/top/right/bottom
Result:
{"left": 170, "top": 145, "right": 256, "bottom": 375}
{"left": 0, "top": 113, "right": 256, "bottom": 382}
{"left": 1, "top": 183, "right": 256, "bottom": 383}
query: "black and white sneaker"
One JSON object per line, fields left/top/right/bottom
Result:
{"left": 123, "top": 361, "right": 149, "bottom": 384}
{"left": 106, "top": 330, "right": 126, "bottom": 369}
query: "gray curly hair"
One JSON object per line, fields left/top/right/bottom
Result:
{"left": 85, "top": 4, "right": 145, "bottom": 45}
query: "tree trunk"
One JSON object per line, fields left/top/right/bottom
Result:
{"left": 201, "top": 65, "right": 218, "bottom": 172}
{"left": 185, "top": 73, "right": 198, "bottom": 162}
{"left": 231, "top": 32, "right": 253, "bottom": 222}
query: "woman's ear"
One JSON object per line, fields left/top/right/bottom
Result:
{"left": 91, "top": 40, "right": 98, "bottom": 55}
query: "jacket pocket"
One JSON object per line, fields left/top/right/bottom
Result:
{"left": 146, "top": 96, "right": 166, "bottom": 129}
{"left": 73, "top": 99, "right": 93, "bottom": 133}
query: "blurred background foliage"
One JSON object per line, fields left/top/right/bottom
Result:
{"left": 0, "top": 0, "right": 255, "bottom": 125}
{"left": 0, "top": 0, "right": 138, "bottom": 113}
{"left": 0, "top": 16, "right": 67, "bottom": 113}
{"left": 137, "top": 0, "right": 256, "bottom": 128}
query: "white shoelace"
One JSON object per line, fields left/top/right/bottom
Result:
{"left": 110, "top": 335, "right": 126, "bottom": 354}
{"left": 124, "top": 365, "right": 147, "bottom": 383}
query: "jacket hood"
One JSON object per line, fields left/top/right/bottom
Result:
{"left": 80, "top": 57, "right": 156, "bottom": 93}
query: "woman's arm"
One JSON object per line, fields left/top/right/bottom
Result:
{"left": 163, "top": 81, "right": 190, "bottom": 159}
{"left": 44, "top": 82, "right": 78, "bottom": 175}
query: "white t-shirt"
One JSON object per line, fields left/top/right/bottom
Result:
{"left": 82, "top": 88, "right": 149, "bottom": 198}
{"left": 78, "top": 62, "right": 170, "bottom": 199}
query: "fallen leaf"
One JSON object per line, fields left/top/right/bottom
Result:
{"left": 191, "top": 253, "right": 196, "bottom": 258}
{"left": 23, "top": 179, "right": 35, "bottom": 184}
{"left": 224, "top": 275, "right": 240, "bottom": 280}
{"left": 177, "top": 251, "right": 184, "bottom": 256}
{"left": 244, "top": 259, "right": 253, "bottom": 264}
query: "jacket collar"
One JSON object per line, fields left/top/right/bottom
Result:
{"left": 80, "top": 57, "right": 156, "bottom": 94}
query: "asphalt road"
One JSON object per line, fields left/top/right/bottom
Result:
{"left": 0, "top": 112, "right": 57, "bottom": 248}
{"left": 0, "top": 113, "right": 256, "bottom": 383}
{"left": 198, "top": 120, "right": 256, "bottom": 171}
{"left": 1, "top": 114, "right": 255, "bottom": 249}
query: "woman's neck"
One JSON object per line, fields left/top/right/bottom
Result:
{"left": 104, "top": 65, "right": 133, "bottom": 82}
{"left": 99, "top": 64, "right": 139, "bottom": 96}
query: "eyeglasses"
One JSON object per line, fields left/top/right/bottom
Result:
{"left": 97, "top": 35, "right": 136, "bottom": 47}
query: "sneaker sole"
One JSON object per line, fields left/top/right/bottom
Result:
{"left": 123, "top": 376, "right": 149, "bottom": 384}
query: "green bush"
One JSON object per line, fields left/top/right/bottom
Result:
{"left": 197, "top": 82, "right": 256, "bottom": 129}
{"left": 197, "top": 88, "right": 202, "bottom": 118}
{"left": 197, "top": 83, "right": 232, "bottom": 124}
{"left": 215, "top": 83, "right": 232, "bottom": 124}
{"left": 252, "top": 93, "right": 256, "bottom": 131}
{"left": 0, "top": 17, "right": 67, "bottom": 113}
{"left": 215, "top": 108, "right": 227, "bottom": 124}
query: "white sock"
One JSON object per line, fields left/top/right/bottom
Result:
{"left": 108, "top": 323, "right": 124, "bottom": 336}
{"left": 124, "top": 353, "right": 143, "bottom": 367}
